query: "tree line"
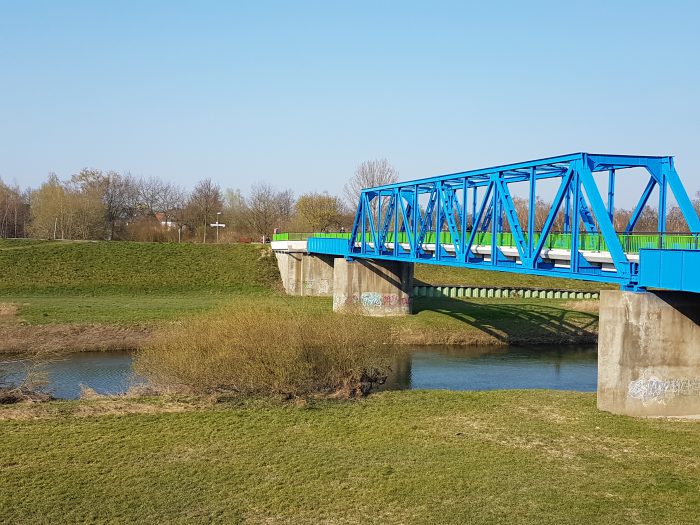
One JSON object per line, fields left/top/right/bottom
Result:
{"left": 2, "top": 158, "right": 699, "bottom": 242}
{"left": 0, "top": 159, "right": 398, "bottom": 242}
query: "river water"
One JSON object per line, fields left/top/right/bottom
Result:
{"left": 0, "top": 345, "right": 597, "bottom": 400}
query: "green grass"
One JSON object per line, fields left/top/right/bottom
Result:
{"left": 0, "top": 239, "right": 279, "bottom": 295}
{"left": 6, "top": 292, "right": 245, "bottom": 324}
{"left": 415, "top": 263, "right": 615, "bottom": 291}
{"left": 1, "top": 390, "right": 698, "bottom": 524}
{"left": 0, "top": 240, "right": 598, "bottom": 347}
{"left": 404, "top": 296, "right": 598, "bottom": 344}
{"left": 0, "top": 239, "right": 281, "bottom": 325}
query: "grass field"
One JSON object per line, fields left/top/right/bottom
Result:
{"left": 0, "top": 239, "right": 279, "bottom": 295}
{"left": 1, "top": 390, "right": 698, "bottom": 524}
{"left": 414, "top": 263, "right": 615, "bottom": 291}
{"left": 0, "top": 239, "right": 600, "bottom": 349}
{"left": 0, "top": 239, "right": 280, "bottom": 325}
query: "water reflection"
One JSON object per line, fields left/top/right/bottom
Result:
{"left": 1, "top": 352, "right": 144, "bottom": 400}
{"left": 382, "top": 345, "right": 597, "bottom": 392}
{"left": 0, "top": 345, "right": 597, "bottom": 400}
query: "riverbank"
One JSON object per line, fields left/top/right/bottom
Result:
{"left": 0, "top": 239, "right": 601, "bottom": 354}
{"left": 1, "top": 390, "right": 697, "bottom": 524}
{"left": 0, "top": 295, "right": 598, "bottom": 354}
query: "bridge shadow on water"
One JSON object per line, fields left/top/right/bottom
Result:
{"left": 412, "top": 295, "right": 599, "bottom": 345}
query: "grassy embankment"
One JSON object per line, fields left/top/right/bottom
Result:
{"left": 1, "top": 391, "right": 698, "bottom": 524}
{"left": 0, "top": 239, "right": 601, "bottom": 352}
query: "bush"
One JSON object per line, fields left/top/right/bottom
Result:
{"left": 133, "top": 306, "right": 390, "bottom": 398}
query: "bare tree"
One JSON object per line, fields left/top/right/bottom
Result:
{"left": 103, "top": 171, "right": 138, "bottom": 240}
{"left": 343, "top": 159, "right": 399, "bottom": 207}
{"left": 0, "top": 178, "right": 30, "bottom": 238}
{"left": 188, "top": 178, "right": 223, "bottom": 243}
{"left": 244, "top": 183, "right": 294, "bottom": 240}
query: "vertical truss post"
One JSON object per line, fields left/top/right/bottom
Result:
{"left": 360, "top": 194, "right": 367, "bottom": 255}
{"left": 658, "top": 169, "right": 667, "bottom": 234}
{"left": 564, "top": 186, "right": 572, "bottom": 234}
{"left": 411, "top": 185, "right": 419, "bottom": 258}
{"left": 435, "top": 182, "right": 442, "bottom": 261}
{"left": 607, "top": 169, "right": 615, "bottom": 223}
{"left": 571, "top": 167, "right": 581, "bottom": 273}
{"left": 460, "top": 179, "right": 468, "bottom": 255}
{"left": 528, "top": 166, "right": 536, "bottom": 261}
{"left": 377, "top": 192, "right": 382, "bottom": 249}
{"left": 393, "top": 188, "right": 399, "bottom": 256}
{"left": 471, "top": 186, "right": 477, "bottom": 231}
{"left": 491, "top": 173, "right": 499, "bottom": 266}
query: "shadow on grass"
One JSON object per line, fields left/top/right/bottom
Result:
{"left": 413, "top": 296, "right": 599, "bottom": 345}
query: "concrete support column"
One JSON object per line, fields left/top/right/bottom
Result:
{"left": 598, "top": 290, "right": 700, "bottom": 417}
{"left": 333, "top": 258, "right": 413, "bottom": 316}
{"left": 274, "top": 252, "right": 334, "bottom": 296}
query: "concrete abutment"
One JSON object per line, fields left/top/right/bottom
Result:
{"left": 332, "top": 258, "right": 413, "bottom": 316}
{"left": 273, "top": 252, "right": 414, "bottom": 316}
{"left": 598, "top": 290, "right": 700, "bottom": 417}
{"left": 275, "top": 252, "right": 335, "bottom": 297}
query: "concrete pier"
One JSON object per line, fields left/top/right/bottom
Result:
{"left": 275, "top": 252, "right": 335, "bottom": 297}
{"left": 598, "top": 290, "right": 700, "bottom": 417}
{"left": 333, "top": 258, "right": 413, "bottom": 316}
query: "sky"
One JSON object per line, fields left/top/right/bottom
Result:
{"left": 1, "top": 0, "right": 699, "bottom": 208}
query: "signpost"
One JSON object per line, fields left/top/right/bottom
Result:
{"left": 211, "top": 212, "right": 225, "bottom": 243}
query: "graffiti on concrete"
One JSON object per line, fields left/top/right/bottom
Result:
{"left": 628, "top": 373, "right": 700, "bottom": 405}
{"left": 361, "top": 292, "right": 382, "bottom": 308}
{"left": 335, "top": 292, "right": 408, "bottom": 311}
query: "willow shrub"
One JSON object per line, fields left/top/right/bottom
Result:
{"left": 134, "top": 306, "right": 390, "bottom": 398}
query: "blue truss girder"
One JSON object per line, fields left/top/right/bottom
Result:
{"left": 340, "top": 153, "right": 700, "bottom": 292}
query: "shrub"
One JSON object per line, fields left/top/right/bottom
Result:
{"left": 133, "top": 306, "right": 390, "bottom": 398}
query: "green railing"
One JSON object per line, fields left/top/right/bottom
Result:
{"left": 272, "top": 231, "right": 700, "bottom": 253}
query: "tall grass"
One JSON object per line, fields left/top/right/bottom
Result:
{"left": 134, "top": 306, "right": 391, "bottom": 398}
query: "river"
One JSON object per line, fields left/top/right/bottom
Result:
{"left": 1, "top": 345, "right": 597, "bottom": 400}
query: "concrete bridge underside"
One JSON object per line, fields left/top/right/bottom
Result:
{"left": 272, "top": 244, "right": 700, "bottom": 418}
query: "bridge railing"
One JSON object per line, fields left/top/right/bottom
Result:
{"left": 274, "top": 231, "right": 700, "bottom": 253}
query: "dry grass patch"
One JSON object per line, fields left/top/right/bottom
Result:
{"left": 0, "top": 303, "right": 18, "bottom": 317}
{"left": 135, "top": 306, "right": 393, "bottom": 398}
{"left": 0, "top": 395, "right": 207, "bottom": 420}
{"left": 0, "top": 324, "right": 152, "bottom": 354}
{"left": 562, "top": 299, "right": 599, "bottom": 313}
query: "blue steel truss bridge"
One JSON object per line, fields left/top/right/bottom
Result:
{"left": 305, "top": 153, "right": 700, "bottom": 293}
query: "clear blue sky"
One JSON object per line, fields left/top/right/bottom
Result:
{"left": 1, "top": 0, "right": 698, "bottom": 207}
